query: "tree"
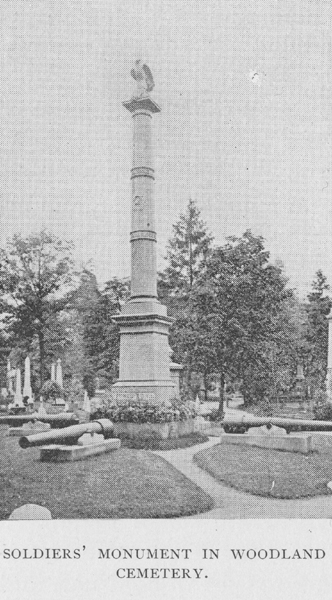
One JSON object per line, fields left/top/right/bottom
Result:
{"left": 64, "top": 268, "right": 101, "bottom": 396}
{"left": 159, "top": 199, "right": 213, "bottom": 301}
{"left": 158, "top": 200, "right": 213, "bottom": 394}
{"left": 82, "top": 277, "right": 130, "bottom": 386}
{"left": 304, "top": 270, "right": 332, "bottom": 395}
{"left": 0, "top": 231, "right": 76, "bottom": 389}
{"left": 190, "top": 231, "right": 298, "bottom": 411}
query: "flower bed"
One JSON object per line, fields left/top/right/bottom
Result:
{"left": 103, "top": 398, "right": 197, "bottom": 440}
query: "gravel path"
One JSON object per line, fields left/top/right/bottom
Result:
{"left": 154, "top": 438, "right": 332, "bottom": 519}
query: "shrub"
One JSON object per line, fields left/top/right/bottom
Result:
{"left": 119, "top": 429, "right": 163, "bottom": 450}
{"left": 40, "top": 380, "right": 64, "bottom": 402}
{"left": 105, "top": 397, "right": 197, "bottom": 424}
{"left": 256, "top": 398, "right": 273, "bottom": 417}
{"left": 313, "top": 393, "right": 332, "bottom": 421}
{"left": 206, "top": 408, "right": 222, "bottom": 422}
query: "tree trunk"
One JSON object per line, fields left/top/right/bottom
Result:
{"left": 218, "top": 372, "right": 225, "bottom": 416}
{"left": 203, "top": 371, "right": 209, "bottom": 402}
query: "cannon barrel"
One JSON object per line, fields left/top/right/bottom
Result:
{"left": 19, "top": 419, "right": 114, "bottom": 449}
{"left": 0, "top": 413, "right": 79, "bottom": 428}
{"left": 223, "top": 414, "right": 332, "bottom": 432}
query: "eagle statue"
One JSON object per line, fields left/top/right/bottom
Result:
{"left": 131, "top": 60, "right": 155, "bottom": 96}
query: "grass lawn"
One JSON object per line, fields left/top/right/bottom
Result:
{"left": 194, "top": 440, "right": 332, "bottom": 499}
{"left": 0, "top": 426, "right": 212, "bottom": 519}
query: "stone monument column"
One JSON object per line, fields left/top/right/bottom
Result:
{"left": 326, "top": 310, "right": 332, "bottom": 401}
{"left": 112, "top": 61, "right": 175, "bottom": 404}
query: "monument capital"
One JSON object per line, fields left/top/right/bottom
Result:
{"left": 123, "top": 96, "right": 161, "bottom": 114}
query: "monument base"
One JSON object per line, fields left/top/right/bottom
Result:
{"left": 113, "top": 418, "right": 195, "bottom": 439}
{"left": 39, "top": 439, "right": 121, "bottom": 462}
{"left": 220, "top": 432, "right": 312, "bottom": 454}
{"left": 112, "top": 381, "right": 176, "bottom": 405}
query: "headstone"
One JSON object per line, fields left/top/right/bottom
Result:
{"left": 9, "top": 504, "right": 52, "bottom": 520}
{"left": 83, "top": 390, "right": 91, "bottom": 413}
{"left": 38, "top": 399, "right": 47, "bottom": 417}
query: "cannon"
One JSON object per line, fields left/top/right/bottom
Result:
{"left": 0, "top": 413, "right": 79, "bottom": 429}
{"left": 223, "top": 413, "right": 332, "bottom": 434}
{"left": 19, "top": 418, "right": 114, "bottom": 449}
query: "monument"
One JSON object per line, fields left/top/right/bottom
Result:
{"left": 112, "top": 61, "right": 176, "bottom": 405}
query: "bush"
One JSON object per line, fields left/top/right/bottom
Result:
{"left": 313, "top": 393, "right": 332, "bottom": 421}
{"left": 118, "top": 429, "right": 163, "bottom": 450}
{"left": 206, "top": 408, "right": 222, "bottom": 422}
{"left": 105, "top": 397, "right": 197, "bottom": 424}
{"left": 255, "top": 398, "right": 273, "bottom": 417}
{"left": 40, "top": 380, "right": 64, "bottom": 402}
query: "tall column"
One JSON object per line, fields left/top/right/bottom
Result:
{"left": 129, "top": 102, "right": 158, "bottom": 300}
{"left": 326, "top": 310, "right": 332, "bottom": 401}
{"left": 112, "top": 62, "right": 175, "bottom": 405}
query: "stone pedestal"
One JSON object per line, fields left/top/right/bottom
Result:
{"left": 112, "top": 91, "right": 176, "bottom": 405}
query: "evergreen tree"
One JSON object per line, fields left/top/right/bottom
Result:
{"left": 158, "top": 200, "right": 213, "bottom": 394}
{"left": 304, "top": 270, "right": 332, "bottom": 395}
{"left": 159, "top": 199, "right": 213, "bottom": 301}
{"left": 83, "top": 277, "right": 130, "bottom": 386}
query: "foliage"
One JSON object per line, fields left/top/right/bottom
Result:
{"left": 313, "top": 392, "right": 332, "bottom": 421}
{"left": 159, "top": 199, "right": 213, "bottom": 299}
{"left": 304, "top": 270, "right": 332, "bottom": 395}
{"left": 205, "top": 408, "right": 223, "bottom": 422}
{"left": 82, "top": 277, "right": 130, "bottom": 385}
{"left": 158, "top": 200, "right": 214, "bottom": 394}
{"left": 0, "top": 231, "right": 76, "bottom": 389}
{"left": 105, "top": 398, "right": 197, "bottom": 424}
{"left": 40, "top": 380, "right": 64, "bottom": 401}
{"left": 190, "top": 231, "right": 299, "bottom": 408}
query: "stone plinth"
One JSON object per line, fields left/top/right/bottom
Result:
{"left": 39, "top": 438, "right": 121, "bottom": 462}
{"left": 220, "top": 432, "right": 313, "bottom": 454}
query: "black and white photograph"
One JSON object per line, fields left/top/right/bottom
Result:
{"left": 0, "top": 2, "right": 332, "bottom": 598}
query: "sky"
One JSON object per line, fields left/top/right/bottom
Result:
{"left": 0, "top": 0, "right": 331, "bottom": 296}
